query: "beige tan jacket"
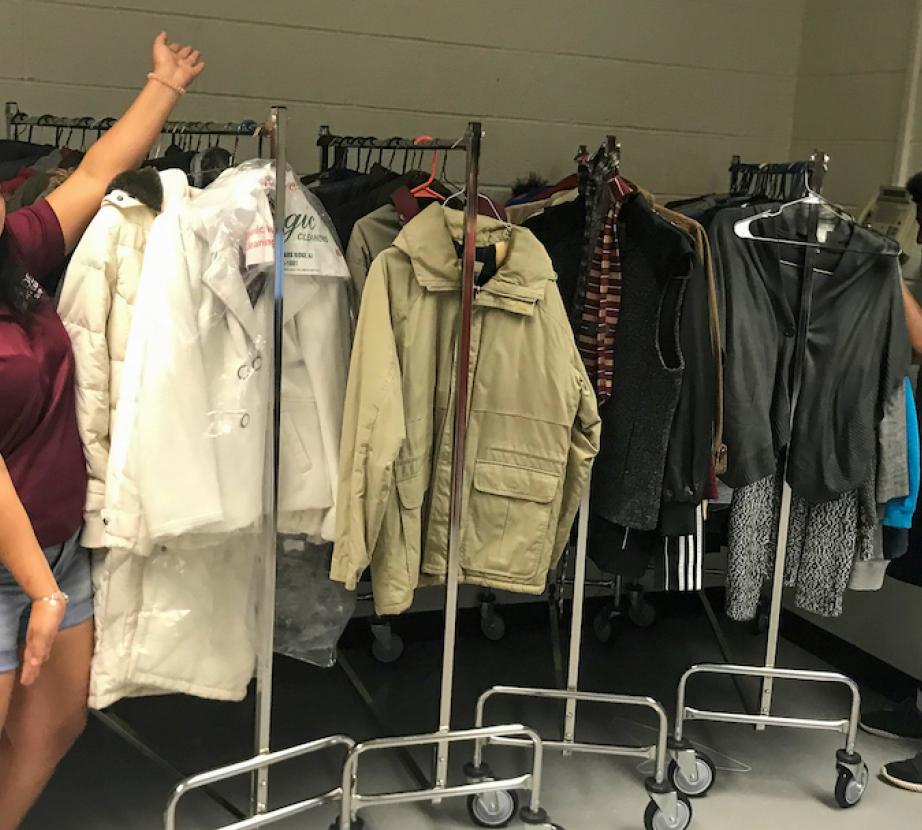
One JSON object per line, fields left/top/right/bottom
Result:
{"left": 332, "top": 205, "right": 601, "bottom": 614}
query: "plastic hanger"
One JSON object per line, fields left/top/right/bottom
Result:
{"left": 734, "top": 166, "right": 900, "bottom": 257}
{"left": 410, "top": 136, "right": 445, "bottom": 201}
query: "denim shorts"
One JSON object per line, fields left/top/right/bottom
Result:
{"left": 0, "top": 530, "right": 94, "bottom": 673}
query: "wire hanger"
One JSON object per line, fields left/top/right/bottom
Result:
{"left": 438, "top": 134, "right": 507, "bottom": 224}
{"left": 443, "top": 187, "right": 508, "bottom": 225}
{"left": 734, "top": 152, "right": 900, "bottom": 257}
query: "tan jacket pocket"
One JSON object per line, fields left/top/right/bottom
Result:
{"left": 466, "top": 460, "right": 559, "bottom": 582}
{"left": 396, "top": 471, "right": 425, "bottom": 579}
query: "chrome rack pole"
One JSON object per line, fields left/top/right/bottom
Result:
{"left": 5, "top": 101, "right": 17, "bottom": 139}
{"left": 757, "top": 481, "right": 793, "bottom": 725}
{"left": 758, "top": 148, "right": 824, "bottom": 725}
{"left": 250, "top": 105, "right": 287, "bottom": 818}
{"left": 562, "top": 484, "right": 591, "bottom": 751}
{"left": 434, "top": 120, "right": 482, "bottom": 791}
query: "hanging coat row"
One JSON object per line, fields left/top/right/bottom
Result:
{"left": 57, "top": 161, "right": 352, "bottom": 707}
{"left": 671, "top": 159, "right": 917, "bottom": 619}
{"left": 519, "top": 144, "right": 722, "bottom": 591}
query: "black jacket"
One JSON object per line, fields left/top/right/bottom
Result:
{"left": 524, "top": 195, "right": 586, "bottom": 315}
{"left": 591, "top": 194, "right": 694, "bottom": 529}
{"left": 711, "top": 206, "right": 909, "bottom": 502}
{"left": 659, "top": 243, "right": 716, "bottom": 535}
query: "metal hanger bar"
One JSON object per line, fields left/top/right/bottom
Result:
{"left": 317, "top": 126, "right": 469, "bottom": 154}
{"left": 5, "top": 103, "right": 262, "bottom": 137}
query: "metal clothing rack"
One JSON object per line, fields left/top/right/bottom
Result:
{"left": 312, "top": 123, "right": 562, "bottom": 830}
{"left": 166, "top": 107, "right": 369, "bottom": 830}
{"left": 471, "top": 136, "right": 689, "bottom": 830}
{"left": 669, "top": 151, "right": 869, "bottom": 811}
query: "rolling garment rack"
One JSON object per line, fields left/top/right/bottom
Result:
{"left": 313, "top": 124, "right": 559, "bottom": 830}
{"left": 165, "top": 106, "right": 361, "bottom": 830}
{"left": 314, "top": 126, "right": 499, "bottom": 789}
{"left": 470, "top": 136, "right": 689, "bottom": 830}
{"left": 4, "top": 101, "right": 296, "bottom": 827}
{"left": 668, "top": 151, "right": 869, "bottom": 811}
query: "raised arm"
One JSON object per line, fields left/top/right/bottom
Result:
{"left": 47, "top": 32, "right": 205, "bottom": 251}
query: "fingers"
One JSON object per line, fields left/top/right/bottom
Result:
{"left": 21, "top": 634, "right": 52, "bottom": 687}
{"left": 20, "top": 603, "right": 64, "bottom": 687}
{"left": 154, "top": 31, "right": 168, "bottom": 48}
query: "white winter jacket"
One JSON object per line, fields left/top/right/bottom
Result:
{"left": 58, "top": 169, "right": 191, "bottom": 548}
{"left": 101, "top": 164, "right": 351, "bottom": 548}
{"left": 90, "top": 163, "right": 351, "bottom": 707}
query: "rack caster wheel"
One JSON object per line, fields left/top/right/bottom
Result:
{"left": 370, "top": 618, "right": 404, "bottom": 664}
{"left": 467, "top": 789, "right": 518, "bottom": 827}
{"left": 479, "top": 592, "right": 506, "bottom": 642}
{"left": 592, "top": 600, "right": 621, "bottom": 643}
{"left": 626, "top": 586, "right": 657, "bottom": 628}
{"left": 329, "top": 819, "right": 364, "bottom": 830}
{"left": 644, "top": 794, "right": 692, "bottom": 830}
{"left": 668, "top": 751, "right": 716, "bottom": 797}
{"left": 834, "top": 757, "right": 869, "bottom": 808}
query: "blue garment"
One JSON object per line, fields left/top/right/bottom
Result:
{"left": 883, "top": 377, "right": 920, "bottom": 529}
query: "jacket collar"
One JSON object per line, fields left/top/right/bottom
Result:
{"left": 393, "top": 204, "right": 555, "bottom": 315}
{"left": 159, "top": 169, "right": 192, "bottom": 212}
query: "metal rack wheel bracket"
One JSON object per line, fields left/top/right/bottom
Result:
{"left": 672, "top": 663, "right": 867, "bottom": 808}
{"left": 333, "top": 724, "right": 560, "bottom": 830}
{"left": 164, "top": 735, "right": 356, "bottom": 830}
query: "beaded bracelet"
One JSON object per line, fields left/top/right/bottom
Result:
{"left": 147, "top": 72, "right": 186, "bottom": 96}
{"left": 34, "top": 591, "right": 70, "bottom": 607}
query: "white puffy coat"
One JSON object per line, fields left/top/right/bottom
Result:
{"left": 57, "top": 169, "right": 191, "bottom": 548}
{"left": 90, "top": 163, "right": 351, "bottom": 708}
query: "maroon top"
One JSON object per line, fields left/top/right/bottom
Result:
{"left": 0, "top": 200, "right": 86, "bottom": 546}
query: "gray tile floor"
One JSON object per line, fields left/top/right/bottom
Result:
{"left": 26, "top": 601, "right": 921, "bottom": 829}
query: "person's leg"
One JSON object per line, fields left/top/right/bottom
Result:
{"left": 0, "top": 672, "right": 14, "bottom": 733}
{"left": 0, "top": 619, "right": 92, "bottom": 830}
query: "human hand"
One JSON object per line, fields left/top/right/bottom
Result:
{"left": 152, "top": 31, "right": 205, "bottom": 92}
{"left": 20, "top": 593, "right": 68, "bottom": 686}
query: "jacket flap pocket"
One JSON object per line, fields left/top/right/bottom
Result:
{"left": 474, "top": 461, "right": 558, "bottom": 503}
{"left": 396, "top": 473, "right": 425, "bottom": 510}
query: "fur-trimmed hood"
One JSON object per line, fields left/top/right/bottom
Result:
{"left": 104, "top": 167, "right": 188, "bottom": 213}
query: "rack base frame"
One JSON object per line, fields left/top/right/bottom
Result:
{"left": 164, "top": 735, "right": 355, "bottom": 830}
{"left": 670, "top": 663, "right": 869, "bottom": 810}
{"left": 471, "top": 686, "right": 691, "bottom": 830}
{"left": 334, "top": 723, "right": 559, "bottom": 830}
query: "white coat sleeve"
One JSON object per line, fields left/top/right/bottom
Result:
{"left": 135, "top": 216, "right": 225, "bottom": 540}
{"left": 57, "top": 211, "right": 116, "bottom": 549}
{"left": 103, "top": 229, "right": 150, "bottom": 551}
{"left": 295, "top": 277, "right": 352, "bottom": 541}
